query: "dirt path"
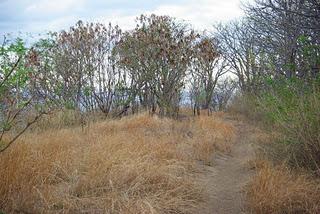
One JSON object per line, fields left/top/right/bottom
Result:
{"left": 197, "top": 118, "right": 255, "bottom": 214}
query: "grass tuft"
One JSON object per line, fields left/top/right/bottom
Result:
{"left": 247, "top": 161, "right": 320, "bottom": 214}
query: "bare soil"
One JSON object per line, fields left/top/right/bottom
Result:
{"left": 197, "top": 117, "right": 256, "bottom": 214}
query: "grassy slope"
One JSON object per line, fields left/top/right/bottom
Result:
{"left": 0, "top": 113, "right": 234, "bottom": 213}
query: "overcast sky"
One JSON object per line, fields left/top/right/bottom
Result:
{"left": 0, "top": 0, "right": 249, "bottom": 37}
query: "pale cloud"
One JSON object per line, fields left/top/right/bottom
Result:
{"left": 95, "top": 0, "right": 246, "bottom": 32}
{"left": 150, "top": 0, "right": 244, "bottom": 29}
{"left": 97, "top": 14, "right": 137, "bottom": 30}
{"left": 0, "top": 0, "right": 248, "bottom": 36}
{"left": 24, "top": 16, "right": 80, "bottom": 33}
{"left": 25, "top": 0, "right": 84, "bottom": 15}
{"left": 100, "top": 0, "right": 246, "bottom": 32}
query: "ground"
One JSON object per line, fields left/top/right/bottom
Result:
{"left": 0, "top": 112, "right": 260, "bottom": 213}
{"left": 197, "top": 116, "right": 256, "bottom": 214}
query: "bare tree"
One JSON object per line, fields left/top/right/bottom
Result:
{"left": 215, "top": 20, "right": 265, "bottom": 93}
{"left": 42, "top": 21, "right": 123, "bottom": 116}
{"left": 191, "top": 34, "right": 229, "bottom": 114}
{"left": 212, "top": 78, "right": 238, "bottom": 111}
{"left": 116, "top": 14, "right": 196, "bottom": 117}
{"left": 244, "top": 0, "right": 320, "bottom": 80}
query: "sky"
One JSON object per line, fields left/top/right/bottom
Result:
{"left": 0, "top": 0, "right": 248, "bottom": 37}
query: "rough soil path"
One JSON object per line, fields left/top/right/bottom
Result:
{"left": 197, "top": 117, "right": 256, "bottom": 214}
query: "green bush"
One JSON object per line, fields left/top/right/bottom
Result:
{"left": 233, "top": 77, "right": 320, "bottom": 173}
{"left": 257, "top": 78, "right": 320, "bottom": 172}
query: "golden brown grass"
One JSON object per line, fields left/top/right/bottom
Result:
{"left": 0, "top": 113, "right": 234, "bottom": 213}
{"left": 247, "top": 161, "right": 320, "bottom": 214}
{"left": 29, "top": 109, "right": 107, "bottom": 131}
{"left": 243, "top": 124, "right": 320, "bottom": 214}
{"left": 225, "top": 110, "right": 320, "bottom": 214}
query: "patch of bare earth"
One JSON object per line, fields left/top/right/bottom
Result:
{"left": 196, "top": 116, "right": 256, "bottom": 214}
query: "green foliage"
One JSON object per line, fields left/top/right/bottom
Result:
{"left": 297, "top": 35, "right": 320, "bottom": 77}
{"left": 254, "top": 78, "right": 320, "bottom": 171}
{"left": 0, "top": 37, "right": 46, "bottom": 151}
{"left": 1, "top": 37, "right": 31, "bottom": 124}
{"left": 0, "top": 37, "right": 31, "bottom": 95}
{"left": 64, "top": 101, "right": 76, "bottom": 110}
{"left": 1, "top": 122, "right": 12, "bottom": 132}
{"left": 195, "top": 87, "right": 207, "bottom": 104}
{"left": 83, "top": 86, "right": 92, "bottom": 97}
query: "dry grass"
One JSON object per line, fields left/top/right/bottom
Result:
{"left": 247, "top": 161, "right": 320, "bottom": 214}
{"left": 226, "top": 115, "right": 320, "bottom": 214}
{"left": 0, "top": 113, "right": 234, "bottom": 213}
{"left": 244, "top": 125, "right": 320, "bottom": 214}
{"left": 191, "top": 116, "right": 234, "bottom": 164}
{"left": 29, "top": 110, "right": 107, "bottom": 131}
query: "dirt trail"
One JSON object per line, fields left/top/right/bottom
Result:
{"left": 197, "top": 118, "right": 256, "bottom": 214}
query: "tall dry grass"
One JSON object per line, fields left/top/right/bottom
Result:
{"left": 247, "top": 161, "right": 320, "bottom": 214}
{"left": 0, "top": 113, "right": 234, "bottom": 213}
{"left": 243, "top": 120, "right": 320, "bottom": 214}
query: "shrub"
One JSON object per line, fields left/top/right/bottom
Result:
{"left": 256, "top": 78, "right": 320, "bottom": 172}
{"left": 230, "top": 77, "right": 320, "bottom": 173}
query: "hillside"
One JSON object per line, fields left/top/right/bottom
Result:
{"left": 1, "top": 0, "right": 319, "bottom": 213}
{"left": 1, "top": 112, "right": 237, "bottom": 213}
